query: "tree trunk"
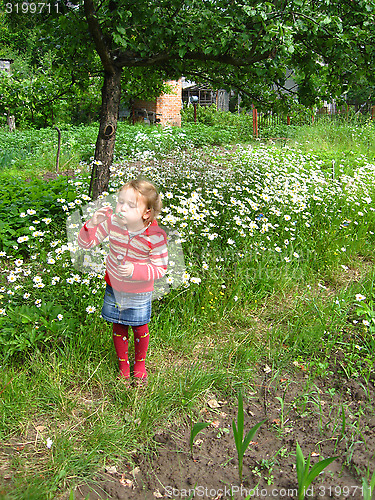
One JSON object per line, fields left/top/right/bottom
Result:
{"left": 90, "top": 67, "right": 122, "bottom": 199}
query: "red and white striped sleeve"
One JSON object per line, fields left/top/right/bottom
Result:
{"left": 77, "top": 220, "right": 110, "bottom": 249}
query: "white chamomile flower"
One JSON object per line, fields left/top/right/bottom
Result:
{"left": 355, "top": 294, "right": 366, "bottom": 302}
{"left": 190, "top": 277, "right": 201, "bottom": 284}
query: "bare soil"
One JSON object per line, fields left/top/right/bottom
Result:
{"left": 69, "top": 359, "right": 375, "bottom": 500}
{"left": 23, "top": 170, "right": 76, "bottom": 183}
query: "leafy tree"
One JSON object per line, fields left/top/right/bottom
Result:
{"left": 0, "top": 1, "right": 83, "bottom": 126}
{"left": 0, "top": 60, "right": 76, "bottom": 127}
{"left": 345, "top": 78, "right": 375, "bottom": 113}
{"left": 2, "top": 0, "right": 375, "bottom": 196}
{"left": 81, "top": 0, "right": 375, "bottom": 197}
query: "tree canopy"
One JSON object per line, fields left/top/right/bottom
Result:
{"left": 78, "top": 0, "right": 375, "bottom": 104}
{"left": 1, "top": 0, "right": 375, "bottom": 194}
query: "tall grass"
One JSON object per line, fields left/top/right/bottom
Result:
{"left": 290, "top": 121, "right": 375, "bottom": 163}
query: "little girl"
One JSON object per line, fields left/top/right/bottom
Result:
{"left": 78, "top": 179, "right": 168, "bottom": 386}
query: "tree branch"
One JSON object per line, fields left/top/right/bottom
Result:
{"left": 274, "top": 81, "right": 298, "bottom": 95}
{"left": 184, "top": 69, "right": 271, "bottom": 106}
{"left": 38, "top": 78, "right": 77, "bottom": 107}
{"left": 166, "top": 1, "right": 186, "bottom": 22}
{"left": 84, "top": 0, "right": 115, "bottom": 73}
{"left": 112, "top": 47, "right": 273, "bottom": 69}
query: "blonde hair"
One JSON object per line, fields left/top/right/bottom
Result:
{"left": 119, "top": 178, "right": 162, "bottom": 224}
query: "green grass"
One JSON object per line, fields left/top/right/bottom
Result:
{"left": 1, "top": 119, "right": 375, "bottom": 497}
{"left": 283, "top": 119, "right": 375, "bottom": 165}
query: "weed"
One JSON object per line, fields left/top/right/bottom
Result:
{"left": 251, "top": 466, "right": 262, "bottom": 478}
{"left": 265, "top": 474, "right": 274, "bottom": 485}
{"left": 216, "top": 427, "right": 230, "bottom": 439}
{"left": 275, "top": 395, "right": 290, "bottom": 430}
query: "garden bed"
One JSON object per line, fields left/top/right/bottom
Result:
{"left": 62, "top": 360, "right": 375, "bottom": 499}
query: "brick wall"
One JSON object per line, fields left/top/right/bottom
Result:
{"left": 155, "top": 79, "right": 182, "bottom": 126}
{"left": 133, "top": 79, "right": 182, "bottom": 127}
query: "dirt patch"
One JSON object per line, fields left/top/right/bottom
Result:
{"left": 24, "top": 170, "right": 76, "bottom": 183}
{"left": 68, "top": 362, "right": 375, "bottom": 500}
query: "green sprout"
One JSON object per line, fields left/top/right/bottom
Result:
{"left": 232, "top": 391, "right": 266, "bottom": 483}
{"left": 296, "top": 442, "right": 337, "bottom": 500}
{"left": 362, "top": 469, "right": 375, "bottom": 500}
{"left": 190, "top": 420, "right": 210, "bottom": 456}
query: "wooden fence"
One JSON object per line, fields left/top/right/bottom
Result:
{"left": 252, "top": 107, "right": 373, "bottom": 138}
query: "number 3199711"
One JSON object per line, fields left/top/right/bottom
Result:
{"left": 5, "top": 2, "right": 59, "bottom": 13}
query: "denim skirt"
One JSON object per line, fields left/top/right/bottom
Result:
{"left": 101, "top": 284, "right": 152, "bottom": 326}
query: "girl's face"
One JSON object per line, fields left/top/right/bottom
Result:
{"left": 115, "top": 188, "right": 150, "bottom": 231}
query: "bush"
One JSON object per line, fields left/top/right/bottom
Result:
{"left": 0, "top": 174, "right": 77, "bottom": 255}
{"left": 0, "top": 302, "right": 77, "bottom": 360}
{"left": 181, "top": 105, "right": 254, "bottom": 142}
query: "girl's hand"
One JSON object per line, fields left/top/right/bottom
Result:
{"left": 87, "top": 207, "right": 113, "bottom": 228}
{"left": 118, "top": 263, "right": 134, "bottom": 278}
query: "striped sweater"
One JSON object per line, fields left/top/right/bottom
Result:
{"left": 78, "top": 217, "right": 168, "bottom": 293}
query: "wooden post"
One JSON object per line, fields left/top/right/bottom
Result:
{"left": 6, "top": 114, "right": 15, "bottom": 132}
{"left": 252, "top": 106, "right": 258, "bottom": 138}
{"left": 131, "top": 101, "right": 135, "bottom": 125}
{"left": 287, "top": 115, "right": 290, "bottom": 125}
{"left": 55, "top": 126, "right": 61, "bottom": 172}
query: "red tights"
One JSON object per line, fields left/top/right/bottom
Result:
{"left": 112, "top": 323, "right": 149, "bottom": 379}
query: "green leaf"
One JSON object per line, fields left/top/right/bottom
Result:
{"left": 341, "top": 404, "right": 346, "bottom": 437}
{"left": 179, "top": 47, "right": 187, "bottom": 58}
{"left": 304, "top": 454, "right": 311, "bottom": 482}
{"left": 369, "top": 468, "right": 375, "bottom": 491}
{"left": 190, "top": 421, "right": 210, "bottom": 452}
{"left": 19, "top": 312, "right": 33, "bottom": 324}
{"left": 232, "top": 419, "right": 240, "bottom": 451}
{"left": 237, "top": 391, "right": 244, "bottom": 441}
{"left": 305, "top": 456, "right": 337, "bottom": 488}
{"left": 362, "top": 469, "right": 375, "bottom": 500}
{"left": 241, "top": 419, "right": 266, "bottom": 457}
{"left": 362, "top": 480, "right": 372, "bottom": 500}
{"left": 296, "top": 443, "right": 305, "bottom": 489}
